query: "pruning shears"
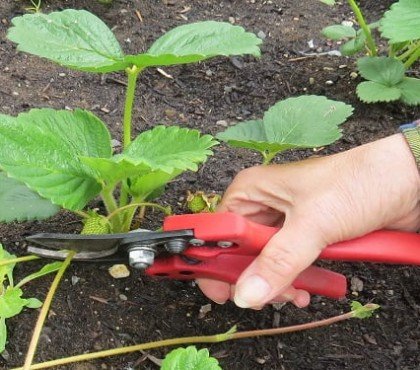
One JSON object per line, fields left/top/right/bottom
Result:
{"left": 26, "top": 212, "right": 420, "bottom": 299}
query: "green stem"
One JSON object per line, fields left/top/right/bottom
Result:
{"left": 100, "top": 188, "right": 121, "bottom": 231}
{"left": 123, "top": 66, "right": 141, "bottom": 149}
{"left": 0, "top": 255, "right": 40, "bottom": 267}
{"left": 397, "top": 42, "right": 420, "bottom": 62}
{"left": 262, "top": 151, "right": 277, "bottom": 165}
{"left": 11, "top": 304, "right": 378, "bottom": 370}
{"left": 120, "top": 65, "right": 142, "bottom": 208}
{"left": 403, "top": 45, "right": 420, "bottom": 68}
{"left": 109, "top": 202, "right": 171, "bottom": 232}
{"left": 347, "top": 0, "right": 377, "bottom": 56}
{"left": 100, "top": 188, "right": 118, "bottom": 214}
{"left": 107, "top": 202, "right": 171, "bottom": 221}
{"left": 21, "top": 251, "right": 76, "bottom": 370}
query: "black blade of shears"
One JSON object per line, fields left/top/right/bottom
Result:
{"left": 26, "top": 229, "right": 194, "bottom": 261}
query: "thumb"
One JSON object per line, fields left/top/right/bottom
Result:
{"left": 233, "top": 218, "right": 326, "bottom": 308}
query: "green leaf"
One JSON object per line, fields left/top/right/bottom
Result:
{"left": 0, "top": 317, "right": 6, "bottom": 353}
{"left": 7, "top": 9, "right": 128, "bottom": 72}
{"left": 161, "top": 346, "right": 221, "bottom": 370}
{"left": 217, "top": 96, "right": 353, "bottom": 158}
{"left": 380, "top": 0, "right": 420, "bottom": 43}
{"left": 0, "top": 172, "right": 60, "bottom": 222}
{"left": 319, "top": 0, "right": 335, "bottom": 5}
{"left": 217, "top": 119, "right": 289, "bottom": 153}
{"left": 124, "top": 126, "right": 217, "bottom": 172}
{"left": 322, "top": 25, "right": 356, "bottom": 40}
{"left": 128, "top": 169, "right": 182, "bottom": 200}
{"left": 0, "top": 109, "right": 111, "bottom": 210}
{"left": 357, "top": 57, "right": 405, "bottom": 86}
{"left": 356, "top": 81, "right": 402, "bottom": 103}
{"left": 351, "top": 301, "right": 380, "bottom": 319}
{"left": 0, "top": 245, "right": 16, "bottom": 289}
{"left": 82, "top": 126, "right": 216, "bottom": 188}
{"left": 25, "top": 298, "right": 43, "bottom": 309}
{"left": 16, "top": 262, "right": 63, "bottom": 288}
{"left": 80, "top": 157, "right": 150, "bottom": 187}
{"left": 340, "top": 32, "right": 366, "bottom": 56}
{"left": 0, "top": 288, "right": 27, "bottom": 319}
{"left": 398, "top": 77, "right": 420, "bottom": 105}
{"left": 125, "top": 21, "right": 262, "bottom": 68}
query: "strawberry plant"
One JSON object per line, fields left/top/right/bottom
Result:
{"left": 217, "top": 95, "right": 353, "bottom": 164}
{"left": 161, "top": 346, "right": 221, "bottom": 370}
{"left": 319, "top": 0, "right": 420, "bottom": 105}
{"left": 1, "top": 9, "right": 263, "bottom": 232}
{"left": 0, "top": 244, "right": 62, "bottom": 353}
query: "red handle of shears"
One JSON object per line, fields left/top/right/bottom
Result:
{"left": 146, "top": 213, "right": 420, "bottom": 299}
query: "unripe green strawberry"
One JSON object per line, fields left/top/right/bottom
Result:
{"left": 186, "top": 191, "right": 222, "bottom": 213}
{"left": 81, "top": 211, "right": 111, "bottom": 234}
{"left": 186, "top": 191, "right": 208, "bottom": 213}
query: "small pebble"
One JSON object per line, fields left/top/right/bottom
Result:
{"left": 350, "top": 71, "right": 358, "bottom": 79}
{"left": 350, "top": 276, "right": 364, "bottom": 292}
{"left": 71, "top": 276, "right": 80, "bottom": 286}
{"left": 111, "top": 139, "right": 121, "bottom": 148}
{"left": 58, "top": 72, "right": 66, "bottom": 77}
{"left": 1, "top": 349, "right": 10, "bottom": 361}
{"left": 342, "top": 20, "right": 354, "bottom": 27}
{"left": 12, "top": 91, "right": 19, "bottom": 96}
{"left": 198, "top": 303, "right": 212, "bottom": 319}
{"left": 216, "top": 120, "right": 228, "bottom": 127}
{"left": 309, "top": 77, "right": 315, "bottom": 85}
{"left": 228, "top": 16, "right": 235, "bottom": 24}
{"left": 119, "top": 294, "right": 128, "bottom": 301}
{"left": 325, "top": 80, "right": 334, "bottom": 85}
{"left": 257, "top": 30, "right": 267, "bottom": 40}
{"left": 108, "top": 264, "right": 130, "bottom": 279}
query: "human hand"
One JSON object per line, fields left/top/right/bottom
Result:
{"left": 197, "top": 134, "right": 420, "bottom": 309}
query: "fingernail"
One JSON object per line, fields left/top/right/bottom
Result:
{"left": 213, "top": 299, "right": 227, "bottom": 305}
{"left": 234, "top": 275, "right": 271, "bottom": 308}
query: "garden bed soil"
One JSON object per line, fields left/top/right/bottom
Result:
{"left": 0, "top": 0, "right": 419, "bottom": 369}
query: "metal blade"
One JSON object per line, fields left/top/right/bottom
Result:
{"left": 26, "top": 245, "right": 119, "bottom": 261}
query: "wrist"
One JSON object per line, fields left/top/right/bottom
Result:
{"left": 361, "top": 134, "right": 420, "bottom": 230}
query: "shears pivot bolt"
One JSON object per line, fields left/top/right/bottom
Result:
{"left": 128, "top": 245, "right": 156, "bottom": 270}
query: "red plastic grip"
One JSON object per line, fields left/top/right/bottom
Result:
{"left": 146, "top": 255, "right": 347, "bottom": 299}
{"left": 164, "top": 212, "right": 420, "bottom": 264}
{"left": 149, "top": 212, "right": 420, "bottom": 299}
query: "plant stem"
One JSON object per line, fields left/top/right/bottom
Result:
{"left": 262, "top": 151, "right": 277, "bottom": 165}
{"left": 120, "top": 65, "right": 142, "bottom": 208}
{"left": 100, "top": 187, "right": 121, "bottom": 230}
{"left": 0, "top": 255, "right": 40, "bottom": 267}
{"left": 347, "top": 0, "right": 377, "bottom": 56}
{"left": 108, "top": 201, "right": 171, "bottom": 232}
{"left": 123, "top": 66, "right": 141, "bottom": 149}
{"left": 403, "top": 44, "right": 420, "bottom": 69}
{"left": 21, "top": 251, "right": 75, "bottom": 370}
{"left": 12, "top": 304, "right": 377, "bottom": 370}
{"left": 73, "top": 210, "right": 90, "bottom": 219}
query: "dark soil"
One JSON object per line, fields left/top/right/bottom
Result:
{"left": 0, "top": 0, "right": 419, "bottom": 369}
